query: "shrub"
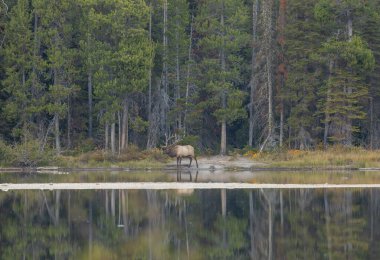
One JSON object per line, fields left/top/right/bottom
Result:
{"left": 0, "top": 140, "right": 12, "bottom": 165}
{"left": 10, "top": 140, "right": 55, "bottom": 167}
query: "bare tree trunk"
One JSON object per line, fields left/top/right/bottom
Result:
{"left": 148, "top": 3, "right": 152, "bottom": 122}
{"left": 344, "top": 10, "right": 353, "bottom": 146}
{"left": 163, "top": 0, "right": 169, "bottom": 137}
{"left": 220, "top": 0, "right": 227, "bottom": 156}
{"left": 88, "top": 71, "right": 93, "bottom": 138}
{"left": 54, "top": 68, "right": 61, "bottom": 154}
{"left": 278, "top": 0, "right": 286, "bottom": 148}
{"left": 121, "top": 101, "right": 128, "bottom": 150}
{"left": 118, "top": 111, "right": 121, "bottom": 154}
{"left": 260, "top": 0, "right": 275, "bottom": 151}
{"left": 347, "top": 10, "right": 353, "bottom": 41}
{"left": 370, "top": 97, "right": 374, "bottom": 149}
{"left": 267, "top": 56, "right": 274, "bottom": 141}
{"left": 111, "top": 119, "right": 116, "bottom": 154}
{"left": 146, "top": 3, "right": 155, "bottom": 149}
{"left": 184, "top": 16, "right": 194, "bottom": 135}
{"left": 105, "top": 122, "right": 109, "bottom": 151}
{"left": 67, "top": 95, "right": 72, "bottom": 149}
{"left": 175, "top": 6, "right": 182, "bottom": 134}
{"left": 55, "top": 113, "right": 60, "bottom": 154}
{"left": 249, "top": 0, "right": 259, "bottom": 147}
{"left": 324, "top": 61, "right": 334, "bottom": 149}
{"left": 221, "top": 120, "right": 227, "bottom": 155}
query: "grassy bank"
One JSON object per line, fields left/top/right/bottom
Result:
{"left": 244, "top": 146, "right": 380, "bottom": 169}
{"left": 0, "top": 140, "right": 169, "bottom": 168}
{"left": 56, "top": 147, "right": 169, "bottom": 168}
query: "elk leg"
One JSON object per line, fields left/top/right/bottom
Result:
{"left": 194, "top": 156, "right": 199, "bottom": 168}
{"left": 189, "top": 157, "right": 192, "bottom": 168}
{"left": 177, "top": 157, "right": 180, "bottom": 168}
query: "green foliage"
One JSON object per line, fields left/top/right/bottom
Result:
{"left": 10, "top": 140, "right": 55, "bottom": 167}
{"left": 1, "top": 0, "right": 380, "bottom": 156}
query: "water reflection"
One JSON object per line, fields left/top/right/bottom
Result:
{"left": 0, "top": 188, "right": 379, "bottom": 259}
{"left": 176, "top": 168, "right": 199, "bottom": 182}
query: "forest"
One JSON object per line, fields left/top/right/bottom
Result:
{"left": 1, "top": 0, "right": 380, "bottom": 160}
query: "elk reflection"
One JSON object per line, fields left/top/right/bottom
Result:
{"left": 176, "top": 168, "right": 199, "bottom": 182}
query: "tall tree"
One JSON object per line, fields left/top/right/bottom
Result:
{"left": 2, "top": 0, "right": 34, "bottom": 142}
{"left": 315, "top": 0, "right": 375, "bottom": 146}
{"left": 195, "top": 0, "right": 249, "bottom": 155}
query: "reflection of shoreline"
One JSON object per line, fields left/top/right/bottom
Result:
{"left": 2, "top": 182, "right": 380, "bottom": 191}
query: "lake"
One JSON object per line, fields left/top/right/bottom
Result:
{"left": 1, "top": 170, "right": 380, "bottom": 259}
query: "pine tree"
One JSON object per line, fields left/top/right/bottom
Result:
{"left": 195, "top": 0, "right": 250, "bottom": 154}
{"left": 284, "top": 0, "right": 325, "bottom": 149}
{"left": 2, "top": 0, "right": 34, "bottom": 141}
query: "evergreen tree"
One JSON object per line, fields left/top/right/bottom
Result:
{"left": 2, "top": 0, "right": 34, "bottom": 141}
{"left": 195, "top": 0, "right": 250, "bottom": 154}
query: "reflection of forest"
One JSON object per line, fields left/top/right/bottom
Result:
{"left": 0, "top": 189, "right": 379, "bottom": 259}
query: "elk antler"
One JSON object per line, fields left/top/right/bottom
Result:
{"left": 165, "top": 133, "right": 183, "bottom": 147}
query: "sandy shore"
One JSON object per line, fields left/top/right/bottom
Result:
{"left": 166, "top": 155, "right": 267, "bottom": 170}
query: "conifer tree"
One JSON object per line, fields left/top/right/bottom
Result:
{"left": 195, "top": 0, "right": 249, "bottom": 155}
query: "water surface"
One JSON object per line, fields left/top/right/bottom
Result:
{"left": 1, "top": 170, "right": 380, "bottom": 259}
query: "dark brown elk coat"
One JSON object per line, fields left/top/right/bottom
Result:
{"left": 163, "top": 145, "right": 198, "bottom": 168}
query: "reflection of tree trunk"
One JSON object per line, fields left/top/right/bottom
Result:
{"left": 280, "top": 190, "right": 284, "bottom": 235}
{"left": 268, "top": 202, "right": 272, "bottom": 260}
{"left": 55, "top": 190, "right": 61, "bottom": 226}
{"left": 260, "top": 189, "right": 275, "bottom": 260}
{"left": 147, "top": 190, "right": 153, "bottom": 260}
{"left": 23, "top": 192, "right": 27, "bottom": 260}
{"left": 345, "top": 190, "right": 353, "bottom": 257}
{"left": 249, "top": 191, "right": 255, "bottom": 259}
{"left": 89, "top": 200, "right": 93, "bottom": 260}
{"left": 184, "top": 201, "right": 190, "bottom": 260}
{"left": 370, "top": 189, "right": 374, "bottom": 241}
{"left": 221, "top": 189, "right": 227, "bottom": 249}
{"left": 68, "top": 191, "right": 71, "bottom": 228}
{"left": 122, "top": 190, "right": 128, "bottom": 235}
{"left": 324, "top": 190, "right": 332, "bottom": 260}
{"left": 105, "top": 190, "right": 109, "bottom": 218}
{"left": 111, "top": 189, "right": 116, "bottom": 217}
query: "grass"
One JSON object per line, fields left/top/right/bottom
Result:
{"left": 56, "top": 146, "right": 169, "bottom": 169}
{"left": 244, "top": 146, "right": 380, "bottom": 169}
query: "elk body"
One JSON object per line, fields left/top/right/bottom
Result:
{"left": 163, "top": 145, "right": 198, "bottom": 168}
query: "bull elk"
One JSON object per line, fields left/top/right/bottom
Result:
{"left": 162, "top": 144, "right": 199, "bottom": 168}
